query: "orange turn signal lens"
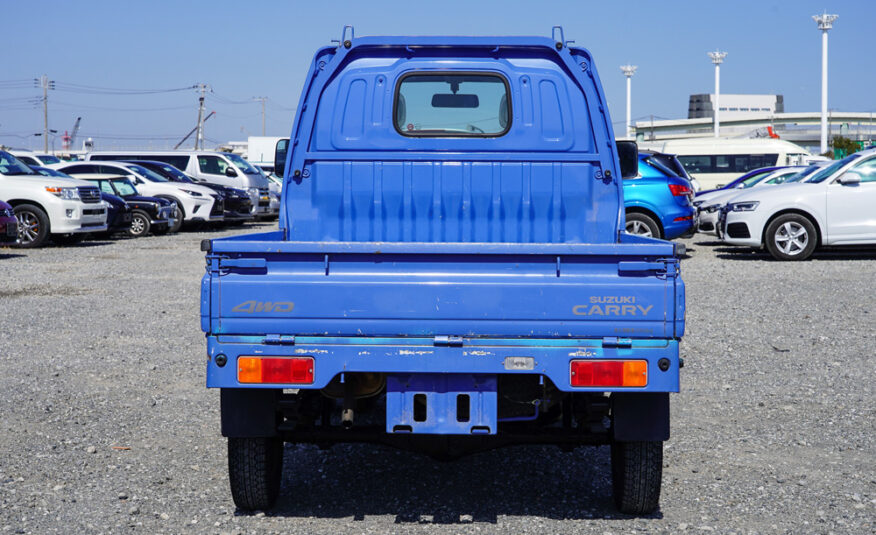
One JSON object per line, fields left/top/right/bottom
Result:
{"left": 237, "top": 357, "right": 314, "bottom": 384}
{"left": 570, "top": 359, "right": 648, "bottom": 387}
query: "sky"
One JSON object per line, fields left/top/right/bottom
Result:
{"left": 2, "top": 0, "right": 873, "bottom": 151}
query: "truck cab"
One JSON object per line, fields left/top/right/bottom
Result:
{"left": 202, "top": 29, "right": 685, "bottom": 515}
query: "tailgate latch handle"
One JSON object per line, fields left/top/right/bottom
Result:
{"left": 618, "top": 261, "right": 665, "bottom": 273}
{"left": 220, "top": 258, "right": 267, "bottom": 270}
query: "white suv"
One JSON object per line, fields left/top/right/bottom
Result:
{"left": 58, "top": 161, "right": 222, "bottom": 230}
{"left": 0, "top": 150, "right": 107, "bottom": 247}
{"left": 9, "top": 150, "right": 64, "bottom": 168}
{"left": 719, "top": 148, "right": 876, "bottom": 260}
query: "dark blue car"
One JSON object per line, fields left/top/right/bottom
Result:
{"left": 693, "top": 166, "right": 785, "bottom": 198}
{"left": 622, "top": 151, "right": 696, "bottom": 239}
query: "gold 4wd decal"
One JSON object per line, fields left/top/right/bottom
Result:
{"left": 232, "top": 301, "right": 295, "bottom": 313}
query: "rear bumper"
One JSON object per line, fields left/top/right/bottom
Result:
{"left": 661, "top": 207, "right": 696, "bottom": 240}
{"left": 205, "top": 335, "right": 680, "bottom": 393}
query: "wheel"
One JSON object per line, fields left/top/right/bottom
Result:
{"left": 128, "top": 210, "right": 151, "bottom": 237}
{"left": 52, "top": 233, "right": 85, "bottom": 246}
{"left": 168, "top": 204, "right": 183, "bottom": 233}
{"left": 13, "top": 204, "right": 50, "bottom": 248}
{"left": 625, "top": 212, "right": 662, "bottom": 239}
{"left": 611, "top": 440, "right": 663, "bottom": 514}
{"left": 764, "top": 214, "right": 817, "bottom": 261}
{"left": 228, "top": 437, "right": 283, "bottom": 511}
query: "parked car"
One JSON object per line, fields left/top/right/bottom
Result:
{"left": 30, "top": 165, "right": 133, "bottom": 235}
{"left": 84, "top": 150, "right": 272, "bottom": 218}
{"left": 57, "top": 161, "right": 222, "bottom": 232}
{"left": 126, "top": 160, "right": 254, "bottom": 224}
{"left": 0, "top": 150, "right": 107, "bottom": 247}
{"left": 622, "top": 150, "right": 696, "bottom": 239}
{"left": 695, "top": 167, "right": 806, "bottom": 234}
{"left": 693, "top": 166, "right": 786, "bottom": 198}
{"left": 9, "top": 150, "right": 64, "bottom": 167}
{"left": 718, "top": 148, "right": 876, "bottom": 260}
{"left": 73, "top": 174, "right": 175, "bottom": 237}
{"left": 0, "top": 200, "right": 18, "bottom": 245}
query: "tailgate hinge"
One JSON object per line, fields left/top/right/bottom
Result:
{"left": 602, "top": 337, "right": 633, "bottom": 348}
{"left": 433, "top": 335, "right": 464, "bottom": 347}
{"left": 264, "top": 334, "right": 296, "bottom": 345}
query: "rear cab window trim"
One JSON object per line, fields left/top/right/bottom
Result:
{"left": 392, "top": 71, "right": 512, "bottom": 138}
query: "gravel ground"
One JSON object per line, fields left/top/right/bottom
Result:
{"left": 0, "top": 226, "right": 873, "bottom": 534}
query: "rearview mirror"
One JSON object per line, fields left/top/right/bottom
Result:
{"left": 616, "top": 140, "right": 638, "bottom": 179}
{"left": 838, "top": 172, "right": 861, "bottom": 185}
{"left": 274, "top": 139, "right": 289, "bottom": 178}
{"left": 225, "top": 167, "right": 238, "bottom": 177}
{"left": 431, "top": 94, "right": 479, "bottom": 108}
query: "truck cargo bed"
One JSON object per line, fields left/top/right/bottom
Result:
{"left": 202, "top": 231, "right": 684, "bottom": 340}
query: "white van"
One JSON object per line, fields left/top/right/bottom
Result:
{"left": 645, "top": 138, "right": 811, "bottom": 190}
{"left": 85, "top": 150, "right": 271, "bottom": 216}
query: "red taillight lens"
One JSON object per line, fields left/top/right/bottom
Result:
{"left": 668, "top": 184, "right": 692, "bottom": 196}
{"left": 673, "top": 215, "right": 694, "bottom": 222}
{"left": 570, "top": 360, "right": 647, "bottom": 387}
{"left": 238, "top": 357, "right": 314, "bottom": 384}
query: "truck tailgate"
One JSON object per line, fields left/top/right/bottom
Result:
{"left": 203, "top": 236, "right": 684, "bottom": 340}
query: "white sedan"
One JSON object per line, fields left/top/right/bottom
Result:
{"left": 718, "top": 148, "right": 876, "bottom": 260}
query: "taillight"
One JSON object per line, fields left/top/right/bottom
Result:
{"left": 570, "top": 360, "right": 647, "bottom": 387}
{"left": 238, "top": 357, "right": 314, "bottom": 384}
{"left": 668, "top": 184, "right": 692, "bottom": 196}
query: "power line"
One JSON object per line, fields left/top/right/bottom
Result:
{"left": 50, "top": 101, "right": 192, "bottom": 112}
{"left": 53, "top": 82, "right": 197, "bottom": 95}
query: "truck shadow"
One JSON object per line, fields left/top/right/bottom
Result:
{"left": 713, "top": 246, "right": 876, "bottom": 261}
{"left": 259, "top": 443, "right": 662, "bottom": 522}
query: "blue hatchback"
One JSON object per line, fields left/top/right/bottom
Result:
{"left": 622, "top": 151, "right": 696, "bottom": 240}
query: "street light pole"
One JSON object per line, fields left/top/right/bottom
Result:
{"left": 620, "top": 65, "right": 637, "bottom": 138}
{"left": 708, "top": 51, "right": 727, "bottom": 138}
{"left": 813, "top": 12, "right": 838, "bottom": 154}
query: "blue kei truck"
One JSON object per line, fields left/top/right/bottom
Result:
{"left": 201, "top": 27, "right": 685, "bottom": 514}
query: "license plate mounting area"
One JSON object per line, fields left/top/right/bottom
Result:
{"left": 386, "top": 374, "right": 497, "bottom": 435}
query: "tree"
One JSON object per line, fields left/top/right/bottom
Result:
{"left": 827, "top": 135, "right": 860, "bottom": 159}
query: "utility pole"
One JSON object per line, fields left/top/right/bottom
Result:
{"left": 813, "top": 12, "right": 838, "bottom": 154}
{"left": 620, "top": 65, "right": 637, "bottom": 139}
{"left": 195, "top": 83, "right": 210, "bottom": 150}
{"left": 708, "top": 51, "right": 727, "bottom": 138}
{"left": 253, "top": 97, "right": 267, "bottom": 136}
{"left": 35, "top": 75, "right": 55, "bottom": 152}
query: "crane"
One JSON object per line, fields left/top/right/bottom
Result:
{"left": 62, "top": 117, "right": 81, "bottom": 151}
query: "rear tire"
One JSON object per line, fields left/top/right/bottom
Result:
{"left": 128, "top": 210, "right": 151, "bottom": 237}
{"left": 625, "top": 212, "right": 662, "bottom": 239}
{"left": 228, "top": 437, "right": 283, "bottom": 511}
{"left": 13, "top": 204, "right": 50, "bottom": 248}
{"left": 611, "top": 440, "right": 663, "bottom": 514}
{"left": 764, "top": 214, "right": 817, "bottom": 261}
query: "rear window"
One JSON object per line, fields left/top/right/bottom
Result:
{"left": 394, "top": 73, "right": 510, "bottom": 137}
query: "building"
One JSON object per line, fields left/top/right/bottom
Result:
{"left": 688, "top": 94, "right": 784, "bottom": 119}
